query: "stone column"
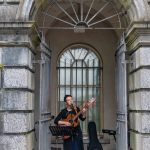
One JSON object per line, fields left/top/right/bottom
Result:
{"left": 126, "top": 22, "right": 150, "bottom": 150}
{"left": 34, "top": 41, "right": 52, "bottom": 150}
{"left": 0, "top": 22, "right": 37, "bottom": 150}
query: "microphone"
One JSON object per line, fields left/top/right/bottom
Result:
{"left": 71, "top": 103, "right": 74, "bottom": 109}
{"left": 71, "top": 103, "right": 76, "bottom": 110}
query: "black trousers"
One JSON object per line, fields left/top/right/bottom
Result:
{"left": 63, "top": 127, "right": 84, "bottom": 150}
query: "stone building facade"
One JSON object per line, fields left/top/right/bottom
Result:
{"left": 0, "top": 0, "right": 150, "bottom": 150}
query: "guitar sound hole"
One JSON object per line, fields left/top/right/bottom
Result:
{"left": 69, "top": 120, "right": 73, "bottom": 124}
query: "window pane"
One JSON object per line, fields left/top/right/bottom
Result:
{"left": 77, "top": 69, "right": 82, "bottom": 85}
{"left": 66, "top": 69, "right": 70, "bottom": 85}
{"left": 66, "top": 88, "right": 71, "bottom": 95}
{"left": 59, "top": 69, "right": 65, "bottom": 85}
{"left": 59, "top": 88, "right": 65, "bottom": 101}
{"left": 94, "top": 69, "right": 100, "bottom": 85}
{"left": 88, "top": 69, "right": 93, "bottom": 85}
{"left": 72, "top": 69, "right": 76, "bottom": 85}
{"left": 70, "top": 48, "right": 88, "bottom": 60}
{"left": 82, "top": 69, "right": 86, "bottom": 85}
{"left": 71, "top": 88, "right": 77, "bottom": 101}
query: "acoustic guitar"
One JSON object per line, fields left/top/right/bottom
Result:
{"left": 62, "top": 97, "right": 96, "bottom": 140}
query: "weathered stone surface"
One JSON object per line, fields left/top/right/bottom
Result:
{"left": 129, "top": 91, "right": 150, "bottom": 110}
{"left": 6, "top": 0, "right": 20, "bottom": 3}
{"left": 3, "top": 69, "right": 34, "bottom": 89}
{"left": 143, "top": 136, "right": 150, "bottom": 150}
{"left": 0, "top": 113, "right": 34, "bottom": 133}
{"left": 130, "top": 132, "right": 150, "bottom": 150}
{"left": 0, "top": 133, "right": 33, "bottom": 150}
{"left": 129, "top": 69, "right": 150, "bottom": 91}
{"left": 0, "top": 47, "right": 34, "bottom": 69}
{"left": 130, "top": 113, "right": 150, "bottom": 133}
{"left": 130, "top": 132, "right": 142, "bottom": 150}
{"left": 0, "top": 6, "right": 19, "bottom": 21}
{"left": 129, "top": 47, "right": 150, "bottom": 72}
{"left": 0, "top": 34, "right": 29, "bottom": 42}
{"left": 0, "top": 91, "right": 34, "bottom": 110}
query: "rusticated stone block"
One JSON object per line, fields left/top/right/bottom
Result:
{"left": 3, "top": 68, "right": 34, "bottom": 89}
{"left": 0, "top": 47, "right": 34, "bottom": 69}
{"left": 129, "top": 69, "right": 150, "bottom": 91}
{"left": 0, "top": 113, "right": 34, "bottom": 133}
{"left": 0, "top": 91, "right": 34, "bottom": 110}
{"left": 129, "top": 91, "right": 150, "bottom": 110}
{"left": 130, "top": 132, "right": 150, "bottom": 150}
{"left": 129, "top": 47, "right": 150, "bottom": 72}
{"left": 130, "top": 113, "right": 150, "bottom": 133}
{"left": 0, "top": 5, "right": 18, "bottom": 21}
{"left": 0, "top": 133, "right": 33, "bottom": 150}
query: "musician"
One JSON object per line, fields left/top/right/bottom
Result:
{"left": 54, "top": 95, "right": 87, "bottom": 150}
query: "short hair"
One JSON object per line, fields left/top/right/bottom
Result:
{"left": 64, "top": 95, "right": 72, "bottom": 102}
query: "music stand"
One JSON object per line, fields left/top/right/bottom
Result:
{"left": 49, "top": 125, "right": 74, "bottom": 137}
{"left": 49, "top": 126, "right": 74, "bottom": 150}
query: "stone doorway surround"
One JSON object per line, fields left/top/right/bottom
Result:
{"left": 0, "top": 0, "right": 150, "bottom": 150}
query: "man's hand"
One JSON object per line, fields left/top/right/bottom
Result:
{"left": 65, "top": 122, "right": 72, "bottom": 126}
{"left": 58, "top": 120, "right": 71, "bottom": 126}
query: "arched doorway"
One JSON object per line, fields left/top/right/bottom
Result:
{"left": 18, "top": 0, "right": 150, "bottom": 150}
{"left": 32, "top": 1, "right": 129, "bottom": 150}
{"left": 1, "top": 0, "right": 150, "bottom": 150}
{"left": 57, "top": 44, "right": 102, "bottom": 134}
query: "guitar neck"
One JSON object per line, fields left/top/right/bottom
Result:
{"left": 72, "top": 98, "right": 95, "bottom": 122}
{"left": 73, "top": 110, "right": 83, "bottom": 121}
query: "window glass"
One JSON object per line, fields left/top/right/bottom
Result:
{"left": 57, "top": 46, "right": 102, "bottom": 133}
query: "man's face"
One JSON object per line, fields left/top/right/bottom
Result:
{"left": 65, "top": 96, "right": 73, "bottom": 106}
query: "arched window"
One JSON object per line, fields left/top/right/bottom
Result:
{"left": 57, "top": 45, "right": 102, "bottom": 133}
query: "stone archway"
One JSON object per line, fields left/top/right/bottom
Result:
{"left": 3, "top": 0, "right": 149, "bottom": 150}
{"left": 17, "top": 0, "right": 150, "bottom": 22}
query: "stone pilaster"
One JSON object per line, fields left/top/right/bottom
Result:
{"left": 126, "top": 22, "right": 150, "bottom": 150}
{"left": 0, "top": 22, "right": 37, "bottom": 150}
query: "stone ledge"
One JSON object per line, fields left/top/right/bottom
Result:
{"left": 0, "top": 21, "right": 34, "bottom": 29}
{"left": 6, "top": 0, "right": 20, "bottom": 4}
{"left": 0, "top": 22, "right": 40, "bottom": 51}
{"left": 126, "top": 22, "right": 150, "bottom": 52}
{"left": 0, "top": 41, "right": 36, "bottom": 54}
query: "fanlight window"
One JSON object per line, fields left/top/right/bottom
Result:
{"left": 57, "top": 46, "right": 102, "bottom": 133}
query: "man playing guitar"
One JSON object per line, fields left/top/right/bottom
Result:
{"left": 54, "top": 95, "right": 87, "bottom": 150}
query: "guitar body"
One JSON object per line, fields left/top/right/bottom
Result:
{"left": 61, "top": 114, "right": 80, "bottom": 140}
{"left": 63, "top": 113, "right": 80, "bottom": 127}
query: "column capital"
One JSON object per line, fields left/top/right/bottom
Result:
{"left": 0, "top": 21, "right": 41, "bottom": 51}
{"left": 126, "top": 22, "right": 150, "bottom": 52}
